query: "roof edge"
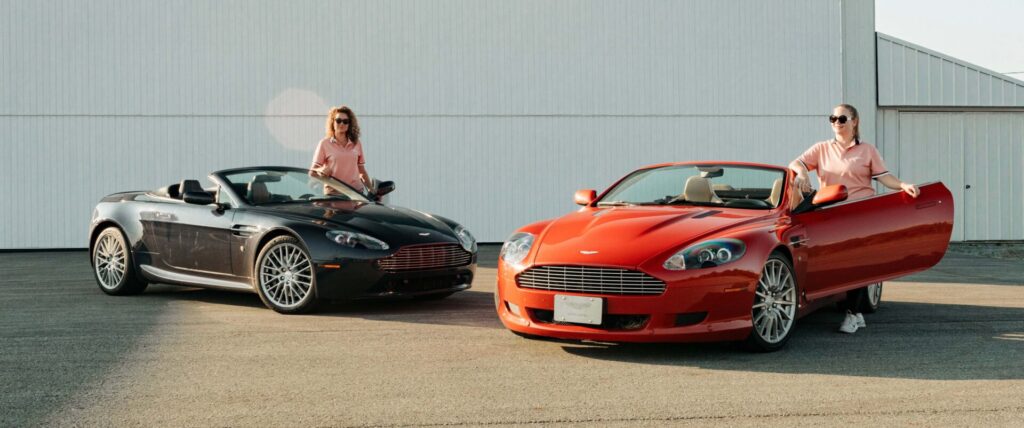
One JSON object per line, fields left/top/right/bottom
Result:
{"left": 877, "top": 32, "right": 1024, "bottom": 87}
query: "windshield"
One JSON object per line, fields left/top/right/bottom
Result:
{"left": 221, "top": 169, "right": 370, "bottom": 205}
{"left": 598, "top": 165, "right": 786, "bottom": 209}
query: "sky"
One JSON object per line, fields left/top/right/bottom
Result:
{"left": 876, "top": 0, "right": 1024, "bottom": 79}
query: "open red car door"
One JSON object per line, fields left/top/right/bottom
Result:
{"left": 792, "top": 182, "right": 954, "bottom": 300}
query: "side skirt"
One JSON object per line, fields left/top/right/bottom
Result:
{"left": 140, "top": 265, "right": 255, "bottom": 293}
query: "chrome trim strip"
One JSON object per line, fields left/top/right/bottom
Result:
{"left": 140, "top": 265, "right": 253, "bottom": 291}
{"left": 517, "top": 265, "right": 666, "bottom": 296}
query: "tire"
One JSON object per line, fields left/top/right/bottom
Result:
{"left": 846, "top": 282, "right": 882, "bottom": 314}
{"left": 92, "top": 227, "right": 148, "bottom": 295}
{"left": 745, "top": 253, "right": 798, "bottom": 352}
{"left": 254, "top": 236, "right": 318, "bottom": 314}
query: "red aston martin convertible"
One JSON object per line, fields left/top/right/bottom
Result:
{"left": 495, "top": 161, "right": 953, "bottom": 351}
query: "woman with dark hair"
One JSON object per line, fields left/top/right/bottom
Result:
{"left": 311, "top": 105, "right": 372, "bottom": 194}
{"left": 788, "top": 103, "right": 920, "bottom": 334}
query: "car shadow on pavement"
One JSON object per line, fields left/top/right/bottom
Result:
{"left": 556, "top": 302, "right": 1024, "bottom": 380}
{"left": 315, "top": 290, "right": 505, "bottom": 329}
{"left": 136, "top": 285, "right": 506, "bottom": 329}
{"left": 139, "top": 284, "right": 267, "bottom": 309}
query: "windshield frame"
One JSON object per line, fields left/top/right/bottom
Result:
{"left": 594, "top": 163, "right": 788, "bottom": 210}
{"left": 212, "top": 166, "right": 370, "bottom": 207}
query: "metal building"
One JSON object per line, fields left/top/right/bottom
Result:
{"left": 875, "top": 33, "right": 1024, "bottom": 241}
{"left": 0, "top": 1, "right": 1017, "bottom": 249}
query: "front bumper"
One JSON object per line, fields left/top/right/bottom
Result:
{"left": 496, "top": 261, "right": 756, "bottom": 343}
{"left": 313, "top": 256, "right": 476, "bottom": 300}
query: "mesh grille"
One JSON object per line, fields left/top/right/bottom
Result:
{"left": 516, "top": 265, "right": 666, "bottom": 296}
{"left": 375, "top": 243, "right": 472, "bottom": 272}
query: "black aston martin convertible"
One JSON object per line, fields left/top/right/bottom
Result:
{"left": 89, "top": 166, "right": 477, "bottom": 313}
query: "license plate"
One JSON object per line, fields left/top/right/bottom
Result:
{"left": 553, "top": 294, "right": 603, "bottom": 325}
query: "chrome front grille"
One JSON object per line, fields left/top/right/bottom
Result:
{"left": 516, "top": 265, "right": 666, "bottom": 296}
{"left": 375, "top": 243, "right": 473, "bottom": 272}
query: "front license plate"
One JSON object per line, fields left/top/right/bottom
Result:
{"left": 553, "top": 295, "right": 603, "bottom": 325}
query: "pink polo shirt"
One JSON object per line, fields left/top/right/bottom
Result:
{"left": 311, "top": 137, "right": 366, "bottom": 191}
{"left": 797, "top": 139, "right": 890, "bottom": 200}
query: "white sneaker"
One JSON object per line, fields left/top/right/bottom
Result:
{"left": 855, "top": 313, "right": 866, "bottom": 328}
{"left": 839, "top": 311, "right": 859, "bottom": 334}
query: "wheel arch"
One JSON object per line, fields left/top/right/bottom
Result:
{"left": 771, "top": 245, "right": 794, "bottom": 265}
{"left": 253, "top": 228, "right": 304, "bottom": 263}
{"left": 89, "top": 220, "right": 127, "bottom": 266}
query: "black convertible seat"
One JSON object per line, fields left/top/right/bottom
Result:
{"left": 180, "top": 179, "right": 205, "bottom": 196}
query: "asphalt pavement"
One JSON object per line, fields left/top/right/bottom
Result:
{"left": 1, "top": 247, "right": 1022, "bottom": 426}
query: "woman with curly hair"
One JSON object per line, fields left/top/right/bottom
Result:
{"left": 311, "top": 105, "right": 372, "bottom": 194}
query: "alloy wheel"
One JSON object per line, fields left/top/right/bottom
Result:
{"left": 752, "top": 258, "right": 797, "bottom": 344}
{"left": 94, "top": 233, "right": 127, "bottom": 290}
{"left": 867, "top": 283, "right": 883, "bottom": 306}
{"left": 259, "top": 243, "right": 313, "bottom": 309}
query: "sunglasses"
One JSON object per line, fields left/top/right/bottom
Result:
{"left": 828, "top": 115, "right": 850, "bottom": 124}
{"left": 334, "top": 118, "right": 351, "bottom": 125}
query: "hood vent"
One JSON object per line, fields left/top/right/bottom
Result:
{"left": 692, "top": 210, "right": 721, "bottom": 219}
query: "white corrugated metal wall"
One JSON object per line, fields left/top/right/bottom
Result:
{"left": 875, "top": 34, "right": 1024, "bottom": 241}
{"left": 1, "top": 0, "right": 872, "bottom": 248}
{"left": 877, "top": 110, "right": 1024, "bottom": 241}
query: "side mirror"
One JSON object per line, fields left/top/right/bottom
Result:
{"left": 183, "top": 191, "right": 215, "bottom": 206}
{"left": 375, "top": 180, "right": 395, "bottom": 198}
{"left": 811, "top": 184, "right": 848, "bottom": 207}
{"left": 574, "top": 189, "right": 596, "bottom": 206}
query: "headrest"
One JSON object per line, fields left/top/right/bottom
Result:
{"left": 180, "top": 179, "right": 204, "bottom": 195}
{"left": 154, "top": 183, "right": 181, "bottom": 199}
{"left": 682, "top": 176, "right": 714, "bottom": 203}
{"left": 248, "top": 181, "right": 271, "bottom": 204}
{"left": 768, "top": 178, "right": 784, "bottom": 207}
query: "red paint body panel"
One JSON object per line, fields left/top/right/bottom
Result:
{"left": 496, "top": 161, "right": 954, "bottom": 343}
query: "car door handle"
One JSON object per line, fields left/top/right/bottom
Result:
{"left": 915, "top": 201, "right": 939, "bottom": 210}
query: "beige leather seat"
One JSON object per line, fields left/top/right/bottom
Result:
{"left": 682, "top": 176, "right": 723, "bottom": 204}
{"left": 767, "top": 178, "right": 783, "bottom": 207}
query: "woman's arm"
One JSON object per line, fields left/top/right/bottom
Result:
{"left": 358, "top": 164, "right": 371, "bottom": 191}
{"left": 876, "top": 174, "right": 919, "bottom": 198}
{"left": 788, "top": 160, "right": 813, "bottom": 193}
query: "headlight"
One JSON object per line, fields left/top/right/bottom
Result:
{"left": 663, "top": 238, "right": 746, "bottom": 270}
{"left": 500, "top": 232, "right": 534, "bottom": 266}
{"left": 326, "top": 230, "right": 389, "bottom": 250}
{"left": 454, "top": 225, "right": 477, "bottom": 253}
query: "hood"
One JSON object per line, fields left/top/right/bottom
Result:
{"left": 254, "top": 201, "right": 460, "bottom": 245}
{"left": 533, "top": 206, "right": 767, "bottom": 267}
